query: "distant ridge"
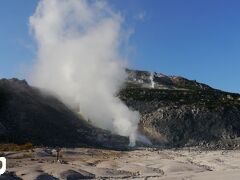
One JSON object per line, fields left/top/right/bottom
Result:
{"left": 126, "top": 69, "right": 212, "bottom": 90}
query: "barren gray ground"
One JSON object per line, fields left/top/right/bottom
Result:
{"left": 3, "top": 148, "right": 240, "bottom": 180}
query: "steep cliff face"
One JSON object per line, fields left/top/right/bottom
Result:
{"left": 0, "top": 78, "right": 128, "bottom": 149}
{"left": 121, "top": 70, "right": 240, "bottom": 148}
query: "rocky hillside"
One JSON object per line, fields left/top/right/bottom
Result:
{"left": 120, "top": 69, "right": 240, "bottom": 149}
{"left": 1, "top": 70, "right": 240, "bottom": 150}
{"left": 0, "top": 78, "right": 128, "bottom": 149}
{"left": 126, "top": 69, "right": 212, "bottom": 90}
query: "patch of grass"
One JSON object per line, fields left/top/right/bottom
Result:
{"left": 13, "top": 153, "right": 33, "bottom": 159}
{"left": 0, "top": 143, "right": 33, "bottom": 151}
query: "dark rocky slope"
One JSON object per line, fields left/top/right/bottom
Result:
{"left": 0, "top": 78, "right": 128, "bottom": 149}
{"left": 1, "top": 69, "right": 240, "bottom": 149}
{"left": 120, "top": 69, "right": 240, "bottom": 148}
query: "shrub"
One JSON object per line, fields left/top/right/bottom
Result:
{"left": 0, "top": 143, "right": 33, "bottom": 151}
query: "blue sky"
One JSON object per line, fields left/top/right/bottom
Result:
{"left": 0, "top": 0, "right": 239, "bottom": 93}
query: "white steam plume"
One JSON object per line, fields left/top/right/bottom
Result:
{"left": 29, "top": 0, "right": 140, "bottom": 146}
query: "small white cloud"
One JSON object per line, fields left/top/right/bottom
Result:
{"left": 135, "top": 11, "right": 146, "bottom": 21}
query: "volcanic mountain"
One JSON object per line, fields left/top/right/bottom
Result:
{"left": 121, "top": 69, "right": 240, "bottom": 148}
{"left": 0, "top": 78, "right": 127, "bottom": 149}
{"left": 0, "top": 69, "right": 240, "bottom": 149}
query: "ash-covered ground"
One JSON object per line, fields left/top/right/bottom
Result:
{"left": 3, "top": 147, "right": 240, "bottom": 180}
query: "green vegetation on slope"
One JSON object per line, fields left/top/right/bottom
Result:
{"left": 120, "top": 87, "right": 240, "bottom": 109}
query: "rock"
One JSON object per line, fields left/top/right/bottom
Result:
{"left": 0, "top": 172, "right": 21, "bottom": 180}
{"left": 35, "top": 173, "right": 58, "bottom": 180}
{"left": 60, "top": 170, "right": 95, "bottom": 179}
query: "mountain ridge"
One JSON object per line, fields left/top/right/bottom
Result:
{"left": 121, "top": 69, "right": 240, "bottom": 148}
{"left": 1, "top": 69, "right": 240, "bottom": 149}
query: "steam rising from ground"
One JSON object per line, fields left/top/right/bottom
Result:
{"left": 30, "top": 0, "right": 141, "bottom": 146}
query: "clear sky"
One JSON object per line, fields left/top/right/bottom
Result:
{"left": 0, "top": 0, "right": 239, "bottom": 93}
